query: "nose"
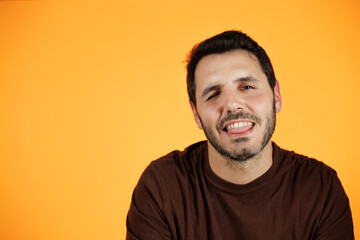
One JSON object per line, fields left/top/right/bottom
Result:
{"left": 222, "top": 90, "right": 244, "bottom": 113}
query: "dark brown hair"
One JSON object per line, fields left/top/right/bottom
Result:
{"left": 186, "top": 30, "right": 277, "bottom": 104}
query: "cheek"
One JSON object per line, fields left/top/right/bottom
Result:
{"left": 197, "top": 104, "right": 221, "bottom": 124}
{"left": 245, "top": 94, "right": 274, "bottom": 114}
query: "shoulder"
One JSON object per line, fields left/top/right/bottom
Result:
{"left": 130, "top": 141, "right": 207, "bottom": 216}
{"left": 272, "top": 144, "right": 354, "bottom": 238}
{"left": 273, "top": 143, "right": 342, "bottom": 200}
{"left": 134, "top": 141, "right": 207, "bottom": 198}
{"left": 144, "top": 141, "right": 207, "bottom": 180}
{"left": 274, "top": 143, "right": 336, "bottom": 180}
{"left": 127, "top": 143, "right": 206, "bottom": 239}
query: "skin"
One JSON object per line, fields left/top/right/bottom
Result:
{"left": 190, "top": 49, "right": 282, "bottom": 184}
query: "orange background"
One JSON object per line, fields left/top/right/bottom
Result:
{"left": 1, "top": 0, "right": 359, "bottom": 239}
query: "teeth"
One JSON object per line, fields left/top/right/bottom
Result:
{"left": 226, "top": 122, "right": 252, "bottom": 130}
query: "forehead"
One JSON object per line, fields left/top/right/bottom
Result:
{"left": 194, "top": 49, "right": 267, "bottom": 90}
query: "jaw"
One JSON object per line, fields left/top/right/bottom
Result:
{"left": 215, "top": 122, "right": 268, "bottom": 156}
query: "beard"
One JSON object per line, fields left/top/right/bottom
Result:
{"left": 199, "top": 100, "right": 276, "bottom": 162}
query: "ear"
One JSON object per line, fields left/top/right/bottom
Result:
{"left": 274, "top": 81, "right": 282, "bottom": 113}
{"left": 190, "top": 101, "right": 203, "bottom": 130}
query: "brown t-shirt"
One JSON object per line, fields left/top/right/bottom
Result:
{"left": 127, "top": 141, "right": 354, "bottom": 240}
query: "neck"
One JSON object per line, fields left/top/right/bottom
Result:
{"left": 208, "top": 141, "right": 273, "bottom": 185}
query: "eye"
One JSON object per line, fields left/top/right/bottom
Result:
{"left": 241, "top": 85, "right": 255, "bottom": 90}
{"left": 207, "top": 91, "right": 220, "bottom": 101}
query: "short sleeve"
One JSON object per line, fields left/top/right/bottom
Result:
{"left": 126, "top": 164, "right": 172, "bottom": 240}
{"left": 315, "top": 171, "right": 354, "bottom": 239}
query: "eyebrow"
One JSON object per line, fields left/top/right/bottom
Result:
{"left": 201, "top": 76, "right": 259, "bottom": 98}
{"left": 235, "top": 76, "right": 259, "bottom": 83}
{"left": 201, "top": 84, "right": 221, "bottom": 98}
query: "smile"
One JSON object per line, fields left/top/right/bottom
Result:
{"left": 226, "top": 121, "right": 253, "bottom": 130}
{"left": 223, "top": 121, "right": 254, "bottom": 134}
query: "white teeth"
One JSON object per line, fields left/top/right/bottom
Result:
{"left": 226, "top": 122, "right": 252, "bottom": 130}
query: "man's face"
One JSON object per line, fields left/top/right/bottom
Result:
{"left": 191, "top": 50, "right": 282, "bottom": 161}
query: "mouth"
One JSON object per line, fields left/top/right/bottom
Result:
{"left": 223, "top": 120, "right": 254, "bottom": 134}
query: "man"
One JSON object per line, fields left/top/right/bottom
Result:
{"left": 126, "top": 31, "right": 354, "bottom": 239}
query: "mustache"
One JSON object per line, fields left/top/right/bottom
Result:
{"left": 218, "top": 112, "right": 261, "bottom": 130}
